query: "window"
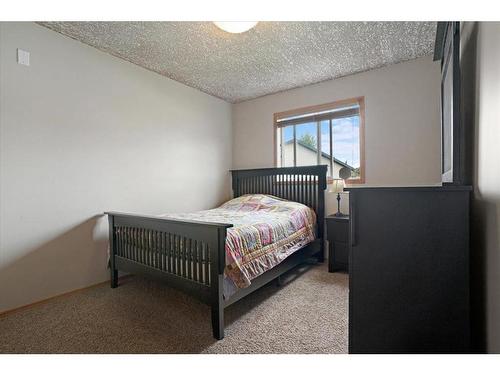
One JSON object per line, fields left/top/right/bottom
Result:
{"left": 274, "top": 97, "right": 365, "bottom": 184}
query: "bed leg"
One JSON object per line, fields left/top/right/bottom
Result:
{"left": 110, "top": 268, "right": 118, "bottom": 288}
{"left": 108, "top": 215, "right": 119, "bottom": 289}
{"left": 210, "top": 262, "right": 224, "bottom": 340}
{"left": 276, "top": 275, "right": 283, "bottom": 287}
{"left": 316, "top": 240, "right": 325, "bottom": 263}
{"left": 211, "top": 304, "right": 224, "bottom": 340}
{"left": 210, "top": 227, "right": 226, "bottom": 340}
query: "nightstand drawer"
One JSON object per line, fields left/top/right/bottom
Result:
{"left": 334, "top": 242, "right": 349, "bottom": 264}
{"left": 327, "top": 221, "right": 349, "bottom": 243}
{"left": 326, "top": 215, "right": 350, "bottom": 273}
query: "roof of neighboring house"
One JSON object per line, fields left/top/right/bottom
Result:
{"left": 285, "top": 139, "right": 355, "bottom": 170}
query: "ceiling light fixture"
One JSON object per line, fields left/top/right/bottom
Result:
{"left": 213, "top": 21, "right": 258, "bottom": 34}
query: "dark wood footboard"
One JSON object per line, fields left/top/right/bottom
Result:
{"left": 105, "top": 211, "right": 232, "bottom": 339}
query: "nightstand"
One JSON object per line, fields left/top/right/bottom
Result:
{"left": 326, "top": 215, "right": 350, "bottom": 272}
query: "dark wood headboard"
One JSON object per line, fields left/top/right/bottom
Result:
{"left": 230, "top": 165, "right": 328, "bottom": 239}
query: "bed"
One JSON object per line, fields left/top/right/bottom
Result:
{"left": 105, "top": 165, "right": 327, "bottom": 339}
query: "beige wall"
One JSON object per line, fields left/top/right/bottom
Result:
{"left": 233, "top": 56, "right": 442, "bottom": 215}
{"left": 461, "top": 22, "right": 500, "bottom": 353}
{"left": 0, "top": 23, "right": 232, "bottom": 313}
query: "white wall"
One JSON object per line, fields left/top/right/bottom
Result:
{"left": 0, "top": 23, "right": 232, "bottom": 313}
{"left": 461, "top": 22, "right": 500, "bottom": 353}
{"left": 232, "top": 56, "right": 442, "bottom": 215}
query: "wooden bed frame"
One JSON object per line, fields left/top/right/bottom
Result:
{"left": 105, "top": 165, "right": 327, "bottom": 339}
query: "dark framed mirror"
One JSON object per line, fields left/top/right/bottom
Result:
{"left": 434, "top": 22, "right": 467, "bottom": 185}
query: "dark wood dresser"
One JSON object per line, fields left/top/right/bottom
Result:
{"left": 348, "top": 186, "right": 471, "bottom": 353}
{"left": 326, "top": 215, "right": 349, "bottom": 272}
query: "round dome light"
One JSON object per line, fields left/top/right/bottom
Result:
{"left": 213, "top": 22, "right": 258, "bottom": 34}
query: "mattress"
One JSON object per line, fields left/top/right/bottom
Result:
{"left": 163, "top": 194, "right": 316, "bottom": 298}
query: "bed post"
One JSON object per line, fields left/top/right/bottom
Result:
{"left": 210, "top": 226, "right": 227, "bottom": 340}
{"left": 108, "top": 214, "right": 118, "bottom": 288}
{"left": 316, "top": 168, "right": 327, "bottom": 263}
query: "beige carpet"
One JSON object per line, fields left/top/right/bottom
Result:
{"left": 0, "top": 263, "right": 348, "bottom": 354}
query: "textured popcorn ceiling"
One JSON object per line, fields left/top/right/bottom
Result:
{"left": 39, "top": 22, "right": 436, "bottom": 103}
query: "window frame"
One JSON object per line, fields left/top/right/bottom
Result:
{"left": 273, "top": 96, "right": 365, "bottom": 185}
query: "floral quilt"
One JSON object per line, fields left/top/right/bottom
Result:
{"left": 163, "top": 194, "right": 316, "bottom": 295}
